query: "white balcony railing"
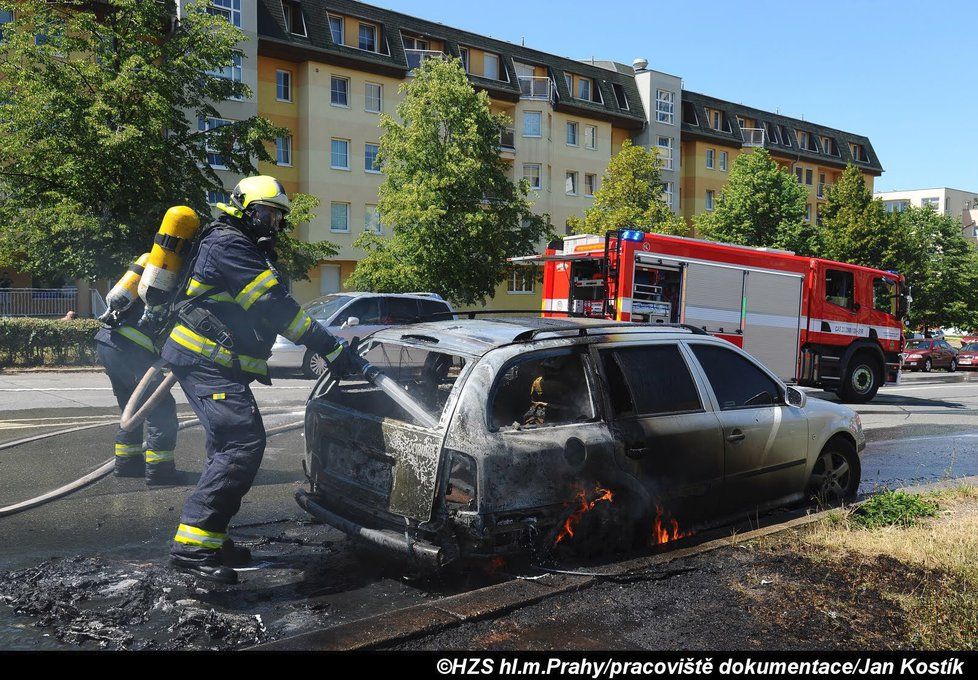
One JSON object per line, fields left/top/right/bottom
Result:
{"left": 741, "top": 127, "right": 766, "bottom": 147}
{"left": 405, "top": 49, "right": 444, "bottom": 72}
{"left": 518, "top": 76, "right": 551, "bottom": 100}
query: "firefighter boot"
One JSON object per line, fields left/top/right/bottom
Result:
{"left": 113, "top": 443, "right": 145, "bottom": 478}
{"left": 170, "top": 555, "right": 239, "bottom": 585}
{"left": 220, "top": 539, "right": 252, "bottom": 567}
{"left": 145, "top": 450, "right": 177, "bottom": 486}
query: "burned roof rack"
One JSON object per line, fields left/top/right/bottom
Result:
{"left": 509, "top": 322, "right": 709, "bottom": 342}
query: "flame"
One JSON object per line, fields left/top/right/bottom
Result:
{"left": 554, "top": 486, "right": 614, "bottom": 545}
{"left": 651, "top": 506, "right": 693, "bottom": 545}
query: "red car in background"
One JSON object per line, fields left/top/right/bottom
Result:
{"left": 903, "top": 339, "right": 958, "bottom": 372}
{"left": 956, "top": 342, "right": 978, "bottom": 370}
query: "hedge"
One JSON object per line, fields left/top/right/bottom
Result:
{"left": 0, "top": 317, "right": 102, "bottom": 367}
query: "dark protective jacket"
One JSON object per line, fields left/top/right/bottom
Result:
{"left": 94, "top": 298, "right": 158, "bottom": 355}
{"left": 160, "top": 214, "right": 340, "bottom": 381}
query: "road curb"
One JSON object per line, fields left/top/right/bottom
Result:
{"left": 252, "top": 476, "right": 978, "bottom": 651}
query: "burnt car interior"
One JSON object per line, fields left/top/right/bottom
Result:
{"left": 491, "top": 350, "right": 595, "bottom": 430}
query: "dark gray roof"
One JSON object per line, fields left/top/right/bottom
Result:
{"left": 257, "top": 0, "right": 646, "bottom": 129}
{"left": 680, "top": 90, "right": 883, "bottom": 175}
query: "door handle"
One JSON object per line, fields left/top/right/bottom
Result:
{"left": 626, "top": 446, "right": 649, "bottom": 460}
{"left": 726, "top": 429, "right": 746, "bottom": 444}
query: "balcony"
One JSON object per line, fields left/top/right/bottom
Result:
{"left": 741, "top": 127, "right": 766, "bottom": 147}
{"left": 518, "top": 76, "right": 551, "bottom": 100}
{"left": 405, "top": 49, "right": 444, "bottom": 72}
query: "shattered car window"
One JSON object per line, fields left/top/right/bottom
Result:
{"left": 490, "top": 350, "right": 596, "bottom": 430}
{"left": 315, "top": 341, "right": 467, "bottom": 426}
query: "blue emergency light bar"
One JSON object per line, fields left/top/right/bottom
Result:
{"left": 620, "top": 230, "right": 646, "bottom": 242}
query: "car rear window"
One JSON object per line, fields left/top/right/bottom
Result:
{"left": 601, "top": 345, "right": 701, "bottom": 417}
{"left": 418, "top": 298, "right": 452, "bottom": 321}
{"left": 314, "top": 340, "right": 467, "bottom": 426}
{"left": 905, "top": 341, "right": 930, "bottom": 350}
{"left": 490, "top": 349, "right": 596, "bottom": 430}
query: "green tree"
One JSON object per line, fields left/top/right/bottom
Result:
{"left": 567, "top": 140, "right": 688, "bottom": 236}
{"left": 694, "top": 148, "right": 814, "bottom": 254}
{"left": 346, "top": 58, "right": 550, "bottom": 305}
{"left": 0, "top": 0, "right": 323, "bottom": 282}
{"left": 275, "top": 193, "right": 338, "bottom": 283}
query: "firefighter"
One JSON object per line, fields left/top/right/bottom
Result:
{"left": 96, "top": 259, "right": 179, "bottom": 485}
{"left": 161, "top": 175, "right": 354, "bottom": 584}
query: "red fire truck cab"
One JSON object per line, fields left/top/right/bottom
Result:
{"left": 525, "top": 230, "right": 907, "bottom": 403}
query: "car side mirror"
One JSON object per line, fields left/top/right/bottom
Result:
{"left": 341, "top": 316, "right": 360, "bottom": 329}
{"left": 785, "top": 386, "right": 807, "bottom": 409}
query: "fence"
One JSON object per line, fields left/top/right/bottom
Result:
{"left": 0, "top": 288, "right": 79, "bottom": 317}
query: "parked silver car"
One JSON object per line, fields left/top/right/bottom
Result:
{"left": 267, "top": 292, "right": 453, "bottom": 378}
{"left": 297, "top": 318, "right": 865, "bottom": 571}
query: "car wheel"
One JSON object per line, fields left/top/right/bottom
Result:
{"left": 837, "top": 354, "right": 880, "bottom": 403}
{"left": 808, "top": 438, "right": 860, "bottom": 506}
{"left": 949, "top": 359, "right": 957, "bottom": 373}
{"left": 302, "top": 350, "right": 329, "bottom": 379}
{"left": 923, "top": 358, "right": 932, "bottom": 373}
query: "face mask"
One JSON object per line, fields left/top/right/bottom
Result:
{"left": 248, "top": 204, "right": 286, "bottom": 236}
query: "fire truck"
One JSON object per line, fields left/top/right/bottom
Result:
{"left": 522, "top": 230, "right": 908, "bottom": 403}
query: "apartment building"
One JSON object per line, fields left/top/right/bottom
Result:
{"left": 874, "top": 187, "right": 978, "bottom": 219}
{"left": 251, "top": 0, "right": 645, "bottom": 307}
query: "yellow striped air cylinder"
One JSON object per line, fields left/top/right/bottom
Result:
{"left": 105, "top": 253, "right": 150, "bottom": 314}
{"left": 138, "top": 206, "right": 200, "bottom": 306}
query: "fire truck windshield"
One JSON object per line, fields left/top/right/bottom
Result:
{"left": 872, "top": 277, "right": 899, "bottom": 316}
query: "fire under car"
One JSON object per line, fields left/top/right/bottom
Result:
{"left": 296, "top": 317, "right": 865, "bottom": 571}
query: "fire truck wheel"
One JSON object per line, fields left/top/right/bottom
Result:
{"left": 807, "top": 437, "right": 860, "bottom": 506}
{"left": 837, "top": 353, "right": 881, "bottom": 403}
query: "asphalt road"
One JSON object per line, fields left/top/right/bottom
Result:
{"left": 0, "top": 368, "right": 976, "bottom": 649}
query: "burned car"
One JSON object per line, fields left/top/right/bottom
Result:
{"left": 296, "top": 318, "right": 865, "bottom": 570}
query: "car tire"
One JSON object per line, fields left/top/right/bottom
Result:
{"left": 807, "top": 437, "right": 860, "bottom": 506}
{"left": 302, "top": 350, "right": 329, "bottom": 379}
{"left": 923, "top": 358, "right": 932, "bottom": 373}
{"left": 837, "top": 353, "right": 881, "bottom": 403}
{"left": 949, "top": 359, "right": 957, "bottom": 373}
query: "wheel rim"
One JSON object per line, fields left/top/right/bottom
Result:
{"left": 951, "top": 360, "right": 957, "bottom": 372}
{"left": 810, "top": 450, "right": 852, "bottom": 503}
{"left": 851, "top": 365, "right": 874, "bottom": 394}
{"left": 925, "top": 359, "right": 932, "bottom": 371}
{"left": 309, "top": 353, "right": 329, "bottom": 376}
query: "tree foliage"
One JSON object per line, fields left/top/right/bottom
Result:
{"left": 346, "top": 58, "right": 550, "bottom": 305}
{"left": 694, "top": 148, "right": 814, "bottom": 254}
{"left": 567, "top": 140, "right": 688, "bottom": 236}
{"left": 0, "top": 0, "right": 304, "bottom": 281}
{"left": 275, "top": 192, "right": 337, "bottom": 283}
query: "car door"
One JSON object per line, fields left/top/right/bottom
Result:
{"left": 686, "top": 341, "right": 810, "bottom": 513}
{"left": 329, "top": 297, "right": 385, "bottom": 342}
{"left": 595, "top": 341, "right": 724, "bottom": 524}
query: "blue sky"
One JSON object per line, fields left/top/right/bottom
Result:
{"left": 369, "top": 0, "right": 975, "bottom": 192}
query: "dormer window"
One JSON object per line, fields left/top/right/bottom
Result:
{"left": 821, "top": 136, "right": 840, "bottom": 156}
{"left": 682, "top": 101, "right": 699, "bottom": 126}
{"left": 612, "top": 83, "right": 628, "bottom": 110}
{"left": 779, "top": 125, "right": 792, "bottom": 147}
{"left": 577, "top": 77, "right": 592, "bottom": 101}
{"left": 850, "top": 142, "right": 868, "bottom": 162}
{"left": 327, "top": 14, "right": 343, "bottom": 44}
{"left": 359, "top": 23, "right": 377, "bottom": 51}
{"left": 281, "top": 2, "right": 306, "bottom": 37}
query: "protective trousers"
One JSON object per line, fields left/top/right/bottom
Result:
{"left": 169, "top": 361, "right": 265, "bottom": 563}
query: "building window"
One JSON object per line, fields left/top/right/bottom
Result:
{"left": 657, "top": 137, "right": 673, "bottom": 170}
{"left": 719, "top": 151, "right": 728, "bottom": 171}
{"left": 565, "top": 171, "right": 579, "bottom": 195}
{"left": 795, "top": 166, "right": 804, "bottom": 183}
{"left": 577, "top": 77, "right": 592, "bottom": 101}
{"left": 706, "top": 148, "right": 715, "bottom": 169}
{"left": 706, "top": 190, "right": 715, "bottom": 211}
{"left": 805, "top": 203, "right": 812, "bottom": 222}
{"left": 709, "top": 109, "right": 722, "bottom": 131}
{"left": 330, "top": 76, "right": 349, "bottom": 107}
{"left": 507, "top": 266, "right": 536, "bottom": 294}
{"left": 483, "top": 53, "right": 499, "bottom": 80}
{"left": 276, "top": 70, "right": 292, "bottom": 102}
{"left": 198, "top": 116, "right": 231, "bottom": 169}
{"left": 281, "top": 2, "right": 306, "bottom": 37}
{"left": 663, "top": 181, "right": 674, "bottom": 208}
{"left": 850, "top": 143, "right": 868, "bottom": 162}
{"left": 358, "top": 23, "right": 377, "bottom": 52}
{"left": 365, "top": 205, "right": 382, "bottom": 234}
{"left": 564, "top": 73, "right": 573, "bottom": 94}
{"left": 612, "top": 83, "right": 629, "bottom": 110}
{"left": 523, "top": 163, "right": 542, "bottom": 190}
{"left": 207, "top": 52, "right": 242, "bottom": 87}
{"left": 365, "top": 83, "right": 382, "bottom": 112}
{"left": 208, "top": 0, "right": 241, "bottom": 27}
{"left": 566, "top": 122, "right": 579, "bottom": 146}
{"left": 207, "top": 189, "right": 230, "bottom": 206}
{"left": 655, "top": 90, "right": 675, "bottom": 125}
{"left": 585, "top": 173, "right": 597, "bottom": 197}
{"left": 327, "top": 14, "right": 344, "bottom": 44}
{"left": 584, "top": 125, "right": 597, "bottom": 150}
{"left": 459, "top": 47, "right": 470, "bottom": 72}
{"left": 804, "top": 168, "right": 812, "bottom": 185}
{"left": 330, "top": 138, "right": 350, "bottom": 169}
{"left": 276, "top": 135, "right": 292, "bottom": 166}
{"left": 320, "top": 264, "right": 341, "bottom": 295}
{"left": 922, "top": 197, "right": 940, "bottom": 209}
{"left": 523, "top": 111, "right": 542, "bottom": 137}
{"left": 330, "top": 202, "right": 350, "bottom": 232}
{"left": 364, "top": 143, "right": 380, "bottom": 173}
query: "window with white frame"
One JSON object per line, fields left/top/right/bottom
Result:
{"left": 523, "top": 163, "right": 542, "bottom": 190}
{"left": 459, "top": 47, "right": 470, "bottom": 72}
{"left": 655, "top": 90, "right": 675, "bottom": 125}
{"left": 584, "top": 125, "right": 597, "bottom": 150}
{"left": 507, "top": 265, "right": 536, "bottom": 294}
{"left": 328, "top": 14, "right": 344, "bottom": 44}
{"left": 208, "top": 0, "right": 241, "bottom": 27}
{"left": 719, "top": 151, "right": 728, "bottom": 171}
{"left": 330, "top": 76, "right": 349, "bottom": 106}
{"left": 922, "top": 197, "right": 940, "bottom": 209}
{"left": 358, "top": 23, "right": 377, "bottom": 52}
{"left": 564, "top": 73, "right": 572, "bottom": 93}
{"left": 198, "top": 116, "right": 232, "bottom": 168}
{"left": 281, "top": 2, "right": 306, "bottom": 36}
{"left": 364, "top": 205, "right": 382, "bottom": 234}
{"left": 706, "top": 148, "right": 715, "bottom": 169}
{"left": 566, "top": 121, "right": 579, "bottom": 146}
{"left": 330, "top": 202, "right": 350, "bottom": 232}
{"left": 662, "top": 181, "right": 674, "bottom": 208}
{"left": 207, "top": 53, "right": 242, "bottom": 87}
{"left": 483, "top": 53, "right": 499, "bottom": 80}
{"left": 276, "top": 135, "right": 292, "bottom": 166}
{"left": 276, "top": 70, "right": 292, "bottom": 102}
{"left": 330, "top": 138, "right": 350, "bottom": 169}
{"left": 706, "top": 189, "right": 715, "bottom": 211}
{"left": 657, "top": 136, "right": 673, "bottom": 170}
{"left": 585, "top": 173, "right": 597, "bottom": 197}
{"left": 805, "top": 203, "right": 812, "bottom": 222}
{"left": 365, "top": 82, "right": 382, "bottom": 112}
{"left": 523, "top": 111, "right": 542, "bottom": 137}
{"left": 364, "top": 143, "right": 380, "bottom": 173}
{"left": 577, "top": 77, "right": 592, "bottom": 101}
{"left": 565, "top": 171, "right": 579, "bottom": 195}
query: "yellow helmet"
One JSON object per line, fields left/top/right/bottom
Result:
{"left": 222, "top": 175, "right": 291, "bottom": 217}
